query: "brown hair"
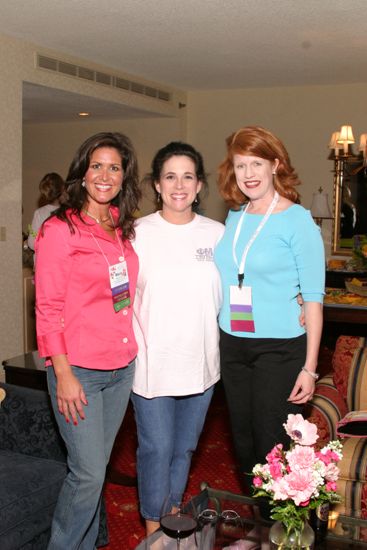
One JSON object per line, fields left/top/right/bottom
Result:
{"left": 53, "top": 132, "right": 141, "bottom": 240}
{"left": 38, "top": 172, "right": 65, "bottom": 206}
{"left": 218, "top": 126, "right": 301, "bottom": 209}
{"left": 144, "top": 141, "right": 208, "bottom": 212}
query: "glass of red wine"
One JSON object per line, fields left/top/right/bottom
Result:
{"left": 160, "top": 492, "right": 198, "bottom": 549}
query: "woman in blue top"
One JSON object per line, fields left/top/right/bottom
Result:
{"left": 214, "top": 126, "right": 324, "bottom": 548}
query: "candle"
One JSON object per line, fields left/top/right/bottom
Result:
{"left": 327, "top": 510, "right": 339, "bottom": 530}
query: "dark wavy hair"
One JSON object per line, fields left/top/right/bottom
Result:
{"left": 38, "top": 172, "right": 65, "bottom": 206}
{"left": 144, "top": 141, "right": 208, "bottom": 211}
{"left": 54, "top": 132, "right": 140, "bottom": 239}
{"left": 218, "top": 126, "right": 301, "bottom": 209}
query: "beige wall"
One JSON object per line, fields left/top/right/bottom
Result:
{"left": 186, "top": 84, "right": 367, "bottom": 254}
{"left": 0, "top": 35, "right": 24, "bottom": 365}
{"left": 0, "top": 31, "right": 185, "bottom": 363}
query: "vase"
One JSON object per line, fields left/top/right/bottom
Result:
{"left": 269, "top": 520, "right": 315, "bottom": 549}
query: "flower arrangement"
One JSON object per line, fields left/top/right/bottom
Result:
{"left": 252, "top": 414, "right": 343, "bottom": 536}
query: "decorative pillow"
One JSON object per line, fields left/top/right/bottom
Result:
{"left": 337, "top": 410, "right": 367, "bottom": 438}
{"left": 332, "top": 336, "right": 366, "bottom": 403}
{"left": 347, "top": 347, "right": 367, "bottom": 412}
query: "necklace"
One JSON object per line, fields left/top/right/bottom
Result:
{"left": 82, "top": 209, "right": 110, "bottom": 224}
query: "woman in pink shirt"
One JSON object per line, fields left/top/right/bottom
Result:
{"left": 35, "top": 132, "right": 140, "bottom": 550}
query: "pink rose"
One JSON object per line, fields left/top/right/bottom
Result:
{"left": 284, "top": 469, "right": 318, "bottom": 505}
{"left": 284, "top": 414, "right": 318, "bottom": 446}
{"left": 326, "top": 481, "right": 337, "bottom": 491}
{"left": 266, "top": 444, "right": 283, "bottom": 464}
{"left": 316, "top": 449, "right": 340, "bottom": 465}
{"left": 253, "top": 476, "right": 263, "bottom": 488}
{"left": 325, "top": 463, "right": 340, "bottom": 482}
{"left": 272, "top": 477, "right": 291, "bottom": 501}
{"left": 287, "top": 445, "right": 316, "bottom": 472}
{"left": 269, "top": 461, "right": 283, "bottom": 480}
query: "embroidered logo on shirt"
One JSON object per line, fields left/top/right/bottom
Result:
{"left": 195, "top": 247, "right": 214, "bottom": 262}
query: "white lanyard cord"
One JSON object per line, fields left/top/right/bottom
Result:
{"left": 232, "top": 192, "right": 279, "bottom": 287}
{"left": 87, "top": 214, "right": 125, "bottom": 268}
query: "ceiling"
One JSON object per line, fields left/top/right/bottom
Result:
{"left": 1, "top": 0, "right": 367, "bottom": 122}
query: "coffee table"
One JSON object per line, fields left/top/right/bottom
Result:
{"left": 136, "top": 482, "right": 367, "bottom": 548}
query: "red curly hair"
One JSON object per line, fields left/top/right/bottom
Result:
{"left": 218, "top": 126, "right": 301, "bottom": 210}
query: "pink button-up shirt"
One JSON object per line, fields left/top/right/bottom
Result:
{"left": 35, "top": 208, "right": 138, "bottom": 370}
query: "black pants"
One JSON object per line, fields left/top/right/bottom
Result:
{"left": 220, "top": 330, "right": 306, "bottom": 494}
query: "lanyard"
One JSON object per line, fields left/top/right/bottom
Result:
{"left": 89, "top": 231, "right": 124, "bottom": 267}
{"left": 87, "top": 214, "right": 125, "bottom": 267}
{"left": 232, "top": 192, "right": 279, "bottom": 287}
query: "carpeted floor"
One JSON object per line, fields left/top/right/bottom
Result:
{"left": 102, "top": 383, "right": 243, "bottom": 549}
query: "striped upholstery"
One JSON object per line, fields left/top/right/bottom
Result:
{"left": 347, "top": 346, "right": 367, "bottom": 411}
{"left": 335, "top": 439, "right": 367, "bottom": 519}
{"left": 307, "top": 375, "right": 348, "bottom": 445}
{"left": 307, "top": 336, "right": 367, "bottom": 523}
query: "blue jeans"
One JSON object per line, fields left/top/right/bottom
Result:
{"left": 47, "top": 362, "right": 135, "bottom": 550}
{"left": 131, "top": 386, "right": 214, "bottom": 521}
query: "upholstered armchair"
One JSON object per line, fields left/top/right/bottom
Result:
{"left": 0, "top": 383, "right": 108, "bottom": 549}
{"left": 306, "top": 336, "right": 367, "bottom": 528}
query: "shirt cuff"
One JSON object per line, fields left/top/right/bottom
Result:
{"left": 302, "top": 293, "right": 325, "bottom": 303}
{"left": 37, "top": 332, "right": 67, "bottom": 357}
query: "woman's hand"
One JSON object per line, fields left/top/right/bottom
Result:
{"left": 289, "top": 301, "right": 322, "bottom": 404}
{"left": 51, "top": 355, "right": 88, "bottom": 425}
{"left": 56, "top": 370, "right": 88, "bottom": 425}
{"left": 288, "top": 370, "right": 315, "bottom": 404}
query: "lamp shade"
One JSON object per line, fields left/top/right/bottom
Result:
{"left": 359, "top": 133, "right": 367, "bottom": 151}
{"left": 338, "top": 125, "right": 355, "bottom": 144}
{"left": 311, "top": 190, "right": 332, "bottom": 219}
{"left": 328, "top": 131, "right": 341, "bottom": 150}
{"left": 337, "top": 124, "right": 355, "bottom": 154}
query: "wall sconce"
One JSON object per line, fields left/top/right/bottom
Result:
{"left": 329, "top": 124, "right": 366, "bottom": 160}
{"left": 328, "top": 125, "right": 367, "bottom": 254}
{"left": 310, "top": 187, "right": 332, "bottom": 226}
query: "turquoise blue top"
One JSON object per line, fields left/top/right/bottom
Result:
{"left": 214, "top": 204, "right": 325, "bottom": 338}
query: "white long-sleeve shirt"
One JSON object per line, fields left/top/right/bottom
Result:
{"left": 132, "top": 212, "right": 224, "bottom": 398}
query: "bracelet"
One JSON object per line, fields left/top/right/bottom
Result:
{"left": 301, "top": 367, "right": 319, "bottom": 380}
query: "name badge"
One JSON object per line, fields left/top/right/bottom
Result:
{"left": 230, "top": 285, "right": 255, "bottom": 333}
{"left": 109, "top": 261, "right": 131, "bottom": 312}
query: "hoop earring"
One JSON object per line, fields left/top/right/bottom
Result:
{"left": 82, "top": 179, "right": 86, "bottom": 188}
{"left": 194, "top": 194, "right": 199, "bottom": 204}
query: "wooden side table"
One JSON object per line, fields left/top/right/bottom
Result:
{"left": 2, "top": 352, "right": 47, "bottom": 391}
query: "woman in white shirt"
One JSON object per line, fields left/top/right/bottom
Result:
{"left": 27, "top": 172, "right": 65, "bottom": 251}
{"left": 131, "top": 142, "right": 224, "bottom": 535}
